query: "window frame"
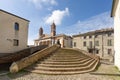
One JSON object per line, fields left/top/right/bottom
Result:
{"left": 83, "top": 41, "right": 86, "bottom": 47}
{"left": 108, "top": 49, "right": 112, "bottom": 55}
{"left": 73, "top": 42, "right": 76, "bottom": 47}
{"left": 89, "top": 35, "right": 92, "bottom": 39}
{"left": 95, "top": 35, "right": 98, "bottom": 38}
{"left": 89, "top": 41, "right": 92, "bottom": 48}
{"left": 13, "top": 39, "right": 19, "bottom": 46}
{"left": 96, "top": 50, "right": 99, "bottom": 54}
{"left": 107, "top": 39, "right": 112, "bottom": 46}
{"left": 95, "top": 41, "right": 99, "bottom": 46}
{"left": 83, "top": 36, "right": 86, "bottom": 39}
{"left": 108, "top": 32, "right": 112, "bottom": 37}
{"left": 14, "top": 22, "right": 19, "bottom": 31}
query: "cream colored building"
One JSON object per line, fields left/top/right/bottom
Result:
{"left": 111, "top": 0, "right": 120, "bottom": 70}
{"left": 0, "top": 9, "right": 29, "bottom": 54}
{"left": 73, "top": 28, "right": 114, "bottom": 59}
{"left": 34, "top": 22, "right": 72, "bottom": 48}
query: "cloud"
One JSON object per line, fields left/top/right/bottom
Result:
{"left": 45, "top": 8, "right": 69, "bottom": 25}
{"left": 28, "top": 33, "right": 38, "bottom": 45}
{"left": 63, "top": 11, "right": 113, "bottom": 35}
{"left": 28, "top": 0, "right": 57, "bottom": 9}
{"left": 28, "top": 39, "right": 34, "bottom": 45}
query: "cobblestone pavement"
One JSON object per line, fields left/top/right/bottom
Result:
{"left": 0, "top": 73, "right": 116, "bottom": 80}
{"left": 0, "top": 63, "right": 120, "bottom": 80}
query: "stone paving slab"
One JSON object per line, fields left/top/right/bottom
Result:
{"left": 0, "top": 75, "right": 10, "bottom": 80}
{"left": 8, "top": 73, "right": 115, "bottom": 80}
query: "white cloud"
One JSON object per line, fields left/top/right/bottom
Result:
{"left": 63, "top": 11, "right": 113, "bottom": 35}
{"left": 45, "top": 8, "right": 69, "bottom": 25}
{"left": 28, "top": 39, "right": 34, "bottom": 45}
{"left": 28, "top": 0, "right": 57, "bottom": 9}
{"left": 28, "top": 33, "right": 38, "bottom": 45}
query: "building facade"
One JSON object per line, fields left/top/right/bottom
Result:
{"left": 34, "top": 22, "right": 72, "bottom": 48}
{"left": 0, "top": 9, "right": 29, "bottom": 54}
{"left": 111, "top": 0, "right": 120, "bottom": 70}
{"left": 73, "top": 28, "right": 114, "bottom": 59}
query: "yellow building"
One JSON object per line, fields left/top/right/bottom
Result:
{"left": 34, "top": 22, "right": 72, "bottom": 48}
{"left": 111, "top": 0, "right": 120, "bottom": 70}
{"left": 0, "top": 9, "right": 29, "bottom": 54}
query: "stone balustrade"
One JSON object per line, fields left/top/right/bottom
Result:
{"left": 75, "top": 49, "right": 100, "bottom": 61}
{"left": 10, "top": 45, "right": 60, "bottom": 73}
{"left": 0, "top": 45, "right": 48, "bottom": 64}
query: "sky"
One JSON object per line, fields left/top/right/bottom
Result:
{"left": 0, "top": 0, "right": 113, "bottom": 45}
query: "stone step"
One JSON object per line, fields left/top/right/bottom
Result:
{"left": 48, "top": 56, "right": 88, "bottom": 60}
{"left": 52, "top": 50, "right": 86, "bottom": 56}
{"left": 51, "top": 55, "right": 85, "bottom": 58}
{"left": 25, "top": 48, "right": 100, "bottom": 75}
{"left": 26, "top": 60, "right": 97, "bottom": 74}
{"left": 33, "top": 60, "right": 96, "bottom": 70}
{"left": 52, "top": 53, "right": 86, "bottom": 57}
{"left": 52, "top": 52, "right": 85, "bottom": 55}
{"left": 39, "top": 58, "right": 92, "bottom": 65}
{"left": 25, "top": 60, "right": 99, "bottom": 75}
{"left": 50, "top": 55, "right": 86, "bottom": 58}
{"left": 35, "top": 58, "right": 94, "bottom": 68}
{"left": 45, "top": 57, "right": 91, "bottom": 62}
{"left": 25, "top": 69, "right": 92, "bottom": 74}
{"left": 47, "top": 56, "right": 90, "bottom": 61}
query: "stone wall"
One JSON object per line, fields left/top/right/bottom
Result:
{"left": 10, "top": 45, "right": 60, "bottom": 73}
{"left": 78, "top": 49, "right": 100, "bottom": 61}
{"left": 73, "top": 31, "right": 114, "bottom": 58}
{"left": 0, "top": 45, "right": 48, "bottom": 64}
{"left": 0, "top": 10, "right": 29, "bottom": 53}
{"left": 30, "top": 45, "right": 48, "bottom": 54}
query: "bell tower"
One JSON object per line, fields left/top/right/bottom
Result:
{"left": 39, "top": 27, "right": 43, "bottom": 38}
{"left": 51, "top": 22, "right": 56, "bottom": 36}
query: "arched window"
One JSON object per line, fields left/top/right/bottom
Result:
{"left": 14, "top": 22, "right": 19, "bottom": 31}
